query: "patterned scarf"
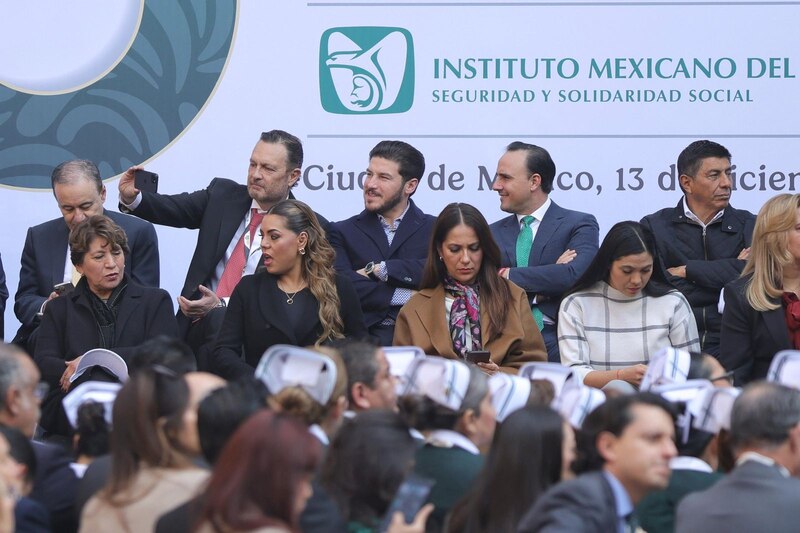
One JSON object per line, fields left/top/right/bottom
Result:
{"left": 444, "top": 275, "right": 482, "bottom": 357}
{"left": 783, "top": 292, "right": 800, "bottom": 350}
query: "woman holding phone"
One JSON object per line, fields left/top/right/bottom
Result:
{"left": 393, "top": 203, "right": 546, "bottom": 375}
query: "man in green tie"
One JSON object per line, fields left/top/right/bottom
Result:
{"left": 490, "top": 142, "right": 599, "bottom": 362}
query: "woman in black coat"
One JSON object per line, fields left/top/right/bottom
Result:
{"left": 720, "top": 193, "right": 799, "bottom": 384}
{"left": 212, "top": 200, "right": 366, "bottom": 379}
{"left": 34, "top": 215, "right": 177, "bottom": 436}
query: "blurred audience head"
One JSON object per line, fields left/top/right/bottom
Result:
{"left": 198, "top": 378, "right": 269, "bottom": 465}
{"left": 196, "top": 410, "right": 321, "bottom": 532}
{"left": 0, "top": 344, "right": 42, "bottom": 438}
{"left": 129, "top": 336, "right": 197, "bottom": 377}
{"left": 333, "top": 340, "right": 397, "bottom": 412}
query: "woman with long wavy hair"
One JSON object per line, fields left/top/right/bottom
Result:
{"left": 720, "top": 193, "right": 800, "bottom": 384}
{"left": 212, "top": 200, "right": 367, "bottom": 379}
{"left": 394, "top": 202, "right": 546, "bottom": 374}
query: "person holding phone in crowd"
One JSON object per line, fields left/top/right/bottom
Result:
{"left": 394, "top": 203, "right": 546, "bottom": 375}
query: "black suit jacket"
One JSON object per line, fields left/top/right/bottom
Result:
{"left": 719, "top": 274, "right": 791, "bottom": 385}
{"left": 33, "top": 278, "right": 178, "bottom": 387}
{"left": 211, "top": 272, "right": 367, "bottom": 379}
{"left": 328, "top": 200, "right": 435, "bottom": 329}
{"left": 676, "top": 460, "right": 800, "bottom": 533}
{"left": 518, "top": 471, "right": 619, "bottom": 533}
{"left": 490, "top": 201, "right": 599, "bottom": 320}
{"left": 30, "top": 441, "right": 79, "bottom": 533}
{"left": 125, "top": 178, "right": 327, "bottom": 335}
{"left": 14, "top": 209, "right": 160, "bottom": 344}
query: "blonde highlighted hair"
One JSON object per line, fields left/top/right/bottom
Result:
{"left": 743, "top": 193, "right": 800, "bottom": 311}
{"left": 266, "top": 200, "right": 344, "bottom": 343}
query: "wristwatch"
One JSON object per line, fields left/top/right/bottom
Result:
{"left": 364, "top": 261, "right": 378, "bottom": 280}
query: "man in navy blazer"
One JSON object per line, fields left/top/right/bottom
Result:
{"left": 489, "top": 142, "right": 599, "bottom": 362}
{"left": 676, "top": 382, "right": 800, "bottom": 533}
{"left": 328, "top": 141, "right": 435, "bottom": 345}
{"left": 519, "top": 393, "right": 677, "bottom": 533}
{"left": 13, "top": 160, "right": 159, "bottom": 352}
{"left": 118, "top": 131, "right": 323, "bottom": 355}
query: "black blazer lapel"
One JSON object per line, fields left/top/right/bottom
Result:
{"left": 763, "top": 306, "right": 792, "bottom": 350}
{"left": 496, "top": 215, "right": 520, "bottom": 267}
{"left": 257, "top": 275, "right": 299, "bottom": 344}
{"left": 211, "top": 193, "right": 253, "bottom": 268}
{"left": 530, "top": 203, "right": 564, "bottom": 266}
{"left": 47, "top": 222, "right": 71, "bottom": 288}
{"left": 113, "top": 282, "right": 143, "bottom": 339}
{"left": 387, "top": 201, "right": 423, "bottom": 256}
{"left": 354, "top": 211, "right": 391, "bottom": 256}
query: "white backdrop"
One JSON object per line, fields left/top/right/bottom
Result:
{"left": 2, "top": 0, "right": 799, "bottom": 339}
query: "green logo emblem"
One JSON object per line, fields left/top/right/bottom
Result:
{"left": 320, "top": 27, "right": 414, "bottom": 114}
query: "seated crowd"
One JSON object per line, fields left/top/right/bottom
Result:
{"left": 0, "top": 133, "right": 797, "bottom": 532}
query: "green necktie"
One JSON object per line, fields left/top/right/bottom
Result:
{"left": 515, "top": 216, "right": 544, "bottom": 331}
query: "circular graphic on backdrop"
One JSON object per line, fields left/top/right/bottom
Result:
{"left": 0, "top": 0, "right": 237, "bottom": 189}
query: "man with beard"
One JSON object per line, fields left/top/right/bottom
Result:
{"left": 118, "top": 130, "right": 324, "bottom": 361}
{"left": 329, "top": 141, "right": 435, "bottom": 345}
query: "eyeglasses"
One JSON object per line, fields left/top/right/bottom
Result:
{"left": 709, "top": 370, "right": 735, "bottom": 385}
{"left": 33, "top": 382, "right": 49, "bottom": 401}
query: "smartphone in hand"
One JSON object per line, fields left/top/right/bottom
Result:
{"left": 53, "top": 282, "right": 74, "bottom": 296}
{"left": 378, "top": 474, "right": 435, "bottom": 533}
{"left": 465, "top": 350, "right": 491, "bottom": 364}
{"left": 134, "top": 169, "right": 159, "bottom": 193}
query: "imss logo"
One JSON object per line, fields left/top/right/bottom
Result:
{"left": 319, "top": 27, "right": 414, "bottom": 114}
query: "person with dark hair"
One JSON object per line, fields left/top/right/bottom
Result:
{"left": 559, "top": 221, "right": 700, "bottom": 390}
{"left": 80, "top": 367, "right": 209, "bottom": 532}
{"left": 0, "top": 425, "right": 50, "bottom": 532}
{"left": 14, "top": 158, "right": 159, "bottom": 354}
{"left": 33, "top": 214, "right": 177, "bottom": 438}
{"left": 489, "top": 142, "right": 599, "bottom": 363}
{"left": 154, "top": 378, "right": 269, "bottom": 533}
{"left": 519, "top": 393, "right": 677, "bottom": 532}
{"left": 321, "top": 410, "right": 432, "bottom": 532}
{"left": 447, "top": 405, "right": 574, "bottom": 533}
{"left": 334, "top": 339, "right": 398, "bottom": 412}
{"left": 636, "top": 383, "right": 727, "bottom": 533}
{"left": 676, "top": 382, "right": 800, "bottom": 532}
{"left": 129, "top": 334, "right": 197, "bottom": 376}
{"left": 720, "top": 194, "right": 800, "bottom": 385}
{"left": 118, "top": 130, "right": 326, "bottom": 358}
{"left": 641, "top": 140, "right": 756, "bottom": 357}
{"left": 192, "top": 410, "right": 322, "bottom": 533}
{"left": 212, "top": 200, "right": 366, "bottom": 379}
{"left": 0, "top": 343, "right": 79, "bottom": 533}
{"left": 400, "top": 358, "right": 496, "bottom": 532}
{"left": 71, "top": 401, "right": 110, "bottom": 476}
{"left": 329, "top": 140, "right": 436, "bottom": 345}
{"left": 395, "top": 203, "right": 546, "bottom": 373}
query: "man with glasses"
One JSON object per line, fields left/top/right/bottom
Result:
{"left": 118, "top": 131, "right": 326, "bottom": 362}
{"left": 490, "top": 142, "right": 599, "bottom": 362}
{"left": 641, "top": 140, "right": 755, "bottom": 357}
{"left": 0, "top": 343, "right": 78, "bottom": 532}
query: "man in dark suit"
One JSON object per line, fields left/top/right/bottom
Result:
{"left": 0, "top": 343, "right": 78, "bottom": 533}
{"left": 641, "top": 140, "right": 755, "bottom": 357}
{"left": 13, "top": 160, "right": 160, "bottom": 353}
{"left": 328, "top": 140, "right": 435, "bottom": 345}
{"left": 676, "top": 382, "right": 800, "bottom": 533}
{"left": 118, "top": 130, "right": 316, "bottom": 357}
{"left": 519, "top": 393, "right": 677, "bottom": 532}
{"left": 489, "top": 142, "right": 599, "bottom": 362}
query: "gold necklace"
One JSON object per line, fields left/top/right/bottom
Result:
{"left": 278, "top": 281, "right": 306, "bottom": 304}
